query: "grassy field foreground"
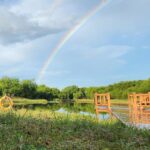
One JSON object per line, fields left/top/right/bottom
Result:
{"left": 0, "top": 110, "right": 150, "bottom": 150}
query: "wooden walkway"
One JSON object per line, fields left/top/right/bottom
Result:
{"left": 95, "top": 93, "right": 150, "bottom": 129}
{"left": 111, "top": 105, "right": 150, "bottom": 129}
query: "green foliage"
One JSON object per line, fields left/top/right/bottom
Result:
{"left": 0, "top": 87, "right": 2, "bottom": 96}
{"left": 50, "top": 88, "right": 60, "bottom": 99}
{"left": 62, "top": 85, "right": 79, "bottom": 99}
{"left": 0, "top": 77, "right": 150, "bottom": 101}
{"left": 138, "top": 79, "right": 150, "bottom": 93}
{"left": 73, "top": 91, "right": 84, "bottom": 99}
{"left": 0, "top": 77, "right": 61, "bottom": 101}
{"left": 37, "top": 85, "right": 52, "bottom": 100}
{"left": 84, "top": 80, "right": 149, "bottom": 99}
{"left": 0, "top": 77, "right": 21, "bottom": 96}
{"left": 37, "top": 85, "right": 60, "bottom": 100}
{"left": 85, "top": 87, "right": 99, "bottom": 99}
{"left": 20, "top": 80, "right": 37, "bottom": 98}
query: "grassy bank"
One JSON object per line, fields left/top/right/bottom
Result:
{"left": 13, "top": 98, "right": 48, "bottom": 105}
{"left": 0, "top": 110, "right": 149, "bottom": 150}
{"left": 12, "top": 97, "right": 127, "bottom": 106}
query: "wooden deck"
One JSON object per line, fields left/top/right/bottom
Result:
{"left": 95, "top": 93, "right": 150, "bottom": 129}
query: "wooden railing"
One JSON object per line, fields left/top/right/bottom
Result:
{"left": 94, "top": 93, "right": 111, "bottom": 115}
{"left": 128, "top": 93, "right": 150, "bottom": 124}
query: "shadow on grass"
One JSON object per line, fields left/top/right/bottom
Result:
{"left": 0, "top": 111, "right": 149, "bottom": 150}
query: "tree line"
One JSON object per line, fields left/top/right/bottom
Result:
{"left": 0, "top": 77, "right": 150, "bottom": 100}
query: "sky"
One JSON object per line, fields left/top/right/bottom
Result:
{"left": 0, "top": 0, "right": 150, "bottom": 88}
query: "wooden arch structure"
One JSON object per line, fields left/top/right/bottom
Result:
{"left": 94, "top": 93, "right": 111, "bottom": 115}
{"left": 128, "top": 93, "right": 150, "bottom": 124}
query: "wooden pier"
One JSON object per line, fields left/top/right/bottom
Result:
{"left": 128, "top": 93, "right": 150, "bottom": 125}
{"left": 95, "top": 92, "right": 150, "bottom": 129}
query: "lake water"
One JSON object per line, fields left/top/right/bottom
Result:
{"left": 112, "top": 105, "right": 150, "bottom": 129}
{"left": 55, "top": 108, "right": 110, "bottom": 120}
{"left": 16, "top": 103, "right": 150, "bottom": 129}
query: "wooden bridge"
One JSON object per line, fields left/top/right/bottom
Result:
{"left": 95, "top": 93, "right": 150, "bottom": 129}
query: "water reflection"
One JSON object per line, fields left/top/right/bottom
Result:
{"left": 56, "top": 108, "right": 110, "bottom": 120}
{"left": 130, "top": 108, "right": 150, "bottom": 125}
{"left": 112, "top": 104, "right": 150, "bottom": 129}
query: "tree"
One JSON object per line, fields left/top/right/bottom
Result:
{"left": 20, "top": 80, "right": 37, "bottom": 98}
{"left": 85, "top": 87, "right": 99, "bottom": 99}
{"left": 37, "top": 85, "right": 60, "bottom": 101}
{"left": 0, "top": 76, "right": 149, "bottom": 100}
{"left": 50, "top": 88, "right": 60, "bottom": 99}
{"left": 60, "top": 91, "right": 68, "bottom": 100}
{"left": 0, "top": 87, "right": 2, "bottom": 96}
{"left": 37, "top": 85, "right": 51, "bottom": 100}
{"left": 0, "top": 77, "right": 21, "bottom": 96}
{"left": 73, "top": 91, "right": 84, "bottom": 99}
{"left": 62, "top": 86, "right": 79, "bottom": 99}
{"left": 138, "top": 79, "right": 150, "bottom": 93}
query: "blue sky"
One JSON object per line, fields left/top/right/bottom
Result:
{"left": 0, "top": 0, "right": 150, "bottom": 88}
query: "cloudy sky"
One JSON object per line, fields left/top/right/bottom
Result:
{"left": 0, "top": 0, "right": 150, "bottom": 88}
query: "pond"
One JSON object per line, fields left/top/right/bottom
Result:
{"left": 14, "top": 103, "right": 150, "bottom": 129}
{"left": 55, "top": 108, "right": 111, "bottom": 120}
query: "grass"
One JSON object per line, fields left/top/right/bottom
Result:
{"left": 75, "top": 99, "right": 94, "bottom": 104}
{"left": 0, "top": 109, "right": 150, "bottom": 150}
{"left": 12, "top": 97, "right": 48, "bottom": 106}
{"left": 111, "top": 99, "right": 128, "bottom": 106}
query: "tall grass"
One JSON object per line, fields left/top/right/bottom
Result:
{"left": 0, "top": 109, "right": 149, "bottom": 150}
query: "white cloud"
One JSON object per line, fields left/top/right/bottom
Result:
{"left": 0, "top": 0, "right": 76, "bottom": 45}
{"left": 0, "top": 42, "right": 33, "bottom": 64}
{"left": 72, "top": 0, "right": 150, "bottom": 44}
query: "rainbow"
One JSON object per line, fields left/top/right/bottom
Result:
{"left": 37, "top": 0, "right": 109, "bottom": 82}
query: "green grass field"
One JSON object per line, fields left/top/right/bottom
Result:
{"left": 12, "top": 97, "right": 48, "bottom": 106}
{"left": 0, "top": 109, "right": 149, "bottom": 150}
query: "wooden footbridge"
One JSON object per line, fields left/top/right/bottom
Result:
{"left": 95, "top": 93, "right": 150, "bottom": 129}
